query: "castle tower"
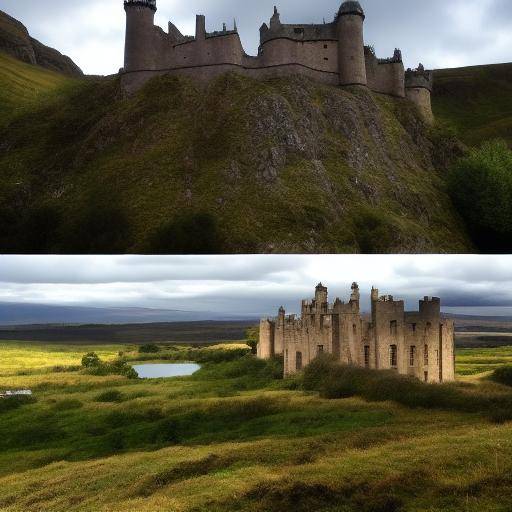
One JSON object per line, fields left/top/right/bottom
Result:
{"left": 315, "top": 283, "right": 328, "bottom": 306}
{"left": 350, "top": 282, "right": 360, "bottom": 303}
{"left": 124, "top": 0, "right": 157, "bottom": 72}
{"left": 405, "top": 64, "right": 434, "bottom": 124}
{"left": 337, "top": 1, "right": 367, "bottom": 86}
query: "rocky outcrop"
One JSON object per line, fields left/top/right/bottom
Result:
{"left": 0, "top": 10, "right": 83, "bottom": 76}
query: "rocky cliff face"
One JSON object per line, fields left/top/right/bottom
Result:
{"left": 0, "top": 10, "right": 82, "bottom": 76}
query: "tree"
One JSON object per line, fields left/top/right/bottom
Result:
{"left": 82, "top": 352, "right": 101, "bottom": 368}
{"left": 245, "top": 326, "right": 259, "bottom": 355}
{"left": 139, "top": 344, "right": 160, "bottom": 354}
{"left": 448, "top": 140, "right": 512, "bottom": 252}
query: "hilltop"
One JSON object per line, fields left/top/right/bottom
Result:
{"left": 0, "top": 63, "right": 472, "bottom": 254}
{"left": 0, "top": 10, "right": 82, "bottom": 77}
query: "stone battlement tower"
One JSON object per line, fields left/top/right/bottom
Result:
{"left": 258, "top": 283, "right": 455, "bottom": 383}
{"left": 121, "top": 0, "right": 434, "bottom": 122}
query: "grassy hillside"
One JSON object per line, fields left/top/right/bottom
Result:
{"left": 433, "top": 62, "right": 512, "bottom": 147}
{"left": 1, "top": 342, "right": 512, "bottom": 511}
{"left": 0, "top": 51, "right": 74, "bottom": 124}
{"left": 0, "top": 71, "right": 472, "bottom": 253}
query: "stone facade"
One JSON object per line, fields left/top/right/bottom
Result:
{"left": 121, "top": 0, "right": 434, "bottom": 121}
{"left": 258, "top": 283, "right": 455, "bottom": 383}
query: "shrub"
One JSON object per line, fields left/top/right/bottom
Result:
{"left": 82, "top": 352, "right": 101, "bottom": 368}
{"left": 139, "top": 344, "right": 160, "bottom": 354}
{"left": 491, "top": 365, "right": 512, "bottom": 387}
{"left": 95, "top": 390, "right": 124, "bottom": 403}
{"left": 448, "top": 139, "right": 512, "bottom": 252}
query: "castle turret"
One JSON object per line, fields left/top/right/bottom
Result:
{"left": 337, "top": 1, "right": 367, "bottom": 86}
{"left": 405, "top": 64, "right": 434, "bottom": 124}
{"left": 124, "top": 0, "right": 157, "bottom": 72}
{"left": 315, "top": 283, "right": 328, "bottom": 306}
{"left": 350, "top": 282, "right": 360, "bottom": 303}
{"left": 270, "top": 6, "right": 281, "bottom": 30}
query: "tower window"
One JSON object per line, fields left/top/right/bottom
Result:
{"left": 324, "top": 44, "right": 328, "bottom": 49}
{"left": 324, "top": 57, "right": 329, "bottom": 61}
{"left": 296, "top": 351, "right": 303, "bottom": 371}
{"left": 424, "top": 345, "right": 429, "bottom": 365}
{"left": 389, "top": 345, "right": 398, "bottom": 368}
{"left": 409, "top": 346, "right": 416, "bottom": 367}
{"left": 435, "top": 349, "right": 439, "bottom": 366}
{"left": 424, "top": 371, "right": 428, "bottom": 382}
{"left": 353, "top": 324, "right": 357, "bottom": 335}
{"left": 317, "top": 345, "right": 324, "bottom": 355}
{"left": 412, "top": 323, "right": 417, "bottom": 332}
{"left": 364, "top": 346, "right": 370, "bottom": 368}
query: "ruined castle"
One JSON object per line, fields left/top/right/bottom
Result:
{"left": 258, "top": 283, "right": 455, "bottom": 382}
{"left": 122, "top": 0, "right": 434, "bottom": 121}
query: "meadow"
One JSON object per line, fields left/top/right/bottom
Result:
{"left": 0, "top": 340, "right": 512, "bottom": 511}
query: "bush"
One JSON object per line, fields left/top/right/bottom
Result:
{"left": 139, "top": 344, "right": 160, "bottom": 354}
{"left": 302, "top": 356, "right": 512, "bottom": 421}
{"left": 147, "top": 212, "right": 224, "bottom": 254}
{"left": 491, "top": 365, "right": 512, "bottom": 387}
{"left": 448, "top": 140, "right": 512, "bottom": 252}
{"left": 82, "top": 352, "right": 101, "bottom": 368}
{"left": 0, "top": 395, "right": 36, "bottom": 414}
{"left": 95, "top": 390, "right": 124, "bottom": 403}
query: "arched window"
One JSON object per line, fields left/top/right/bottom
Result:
{"left": 389, "top": 345, "right": 398, "bottom": 368}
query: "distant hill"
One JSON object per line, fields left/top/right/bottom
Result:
{"left": 0, "top": 321, "right": 255, "bottom": 344}
{"left": 0, "top": 302, "right": 256, "bottom": 326}
{"left": 0, "top": 10, "right": 82, "bottom": 77}
{"left": 433, "top": 62, "right": 512, "bottom": 147}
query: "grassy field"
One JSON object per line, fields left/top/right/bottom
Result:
{"left": 0, "top": 341, "right": 512, "bottom": 511}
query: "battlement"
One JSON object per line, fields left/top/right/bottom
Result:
{"left": 405, "top": 64, "right": 434, "bottom": 91}
{"left": 124, "top": 0, "right": 156, "bottom": 12}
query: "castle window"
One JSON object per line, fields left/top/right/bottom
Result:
{"left": 389, "top": 345, "right": 398, "bottom": 368}
{"left": 426, "top": 322, "right": 432, "bottom": 333}
{"left": 324, "top": 44, "right": 328, "bottom": 49}
{"left": 435, "top": 349, "right": 439, "bottom": 366}
{"left": 353, "top": 324, "right": 357, "bottom": 335}
{"left": 390, "top": 321, "right": 397, "bottom": 336}
{"left": 324, "top": 57, "right": 329, "bottom": 61}
{"left": 294, "top": 27, "right": 304, "bottom": 35}
{"left": 317, "top": 345, "right": 324, "bottom": 355}
{"left": 424, "top": 371, "right": 428, "bottom": 382}
{"left": 296, "top": 351, "right": 303, "bottom": 371}
{"left": 412, "top": 323, "right": 417, "bottom": 332}
{"left": 424, "top": 345, "right": 429, "bottom": 365}
{"left": 364, "top": 345, "right": 370, "bottom": 368}
{"left": 409, "top": 346, "right": 416, "bottom": 367}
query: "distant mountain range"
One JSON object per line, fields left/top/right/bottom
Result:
{"left": 0, "top": 302, "right": 257, "bottom": 326}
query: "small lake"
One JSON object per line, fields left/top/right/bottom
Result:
{"left": 133, "top": 363, "right": 201, "bottom": 379}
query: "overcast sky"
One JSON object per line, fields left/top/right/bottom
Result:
{"left": 0, "top": 255, "right": 512, "bottom": 316}
{"left": 2, "top": 0, "right": 511, "bottom": 75}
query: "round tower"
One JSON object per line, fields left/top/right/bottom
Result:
{"left": 337, "top": 1, "right": 367, "bottom": 87}
{"left": 123, "top": 0, "right": 157, "bottom": 72}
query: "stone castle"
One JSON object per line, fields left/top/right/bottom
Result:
{"left": 258, "top": 283, "right": 455, "bottom": 382}
{"left": 121, "top": 0, "right": 434, "bottom": 121}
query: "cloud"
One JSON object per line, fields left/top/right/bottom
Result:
{"left": 2, "top": 0, "right": 511, "bottom": 75}
{"left": 0, "top": 255, "right": 512, "bottom": 316}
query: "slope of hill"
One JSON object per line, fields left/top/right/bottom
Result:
{"left": 433, "top": 62, "right": 512, "bottom": 147}
{"left": 0, "top": 52, "right": 74, "bottom": 122}
{"left": 0, "top": 71, "right": 472, "bottom": 254}
{"left": 0, "top": 10, "right": 82, "bottom": 77}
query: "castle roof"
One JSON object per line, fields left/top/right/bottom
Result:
{"left": 338, "top": 1, "right": 365, "bottom": 18}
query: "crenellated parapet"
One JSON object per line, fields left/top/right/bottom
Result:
{"left": 405, "top": 64, "right": 434, "bottom": 92}
{"left": 124, "top": 0, "right": 156, "bottom": 12}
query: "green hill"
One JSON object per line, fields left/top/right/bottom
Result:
{"left": 0, "top": 52, "right": 74, "bottom": 124}
{"left": 433, "top": 62, "right": 512, "bottom": 147}
{"left": 0, "top": 68, "right": 472, "bottom": 254}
